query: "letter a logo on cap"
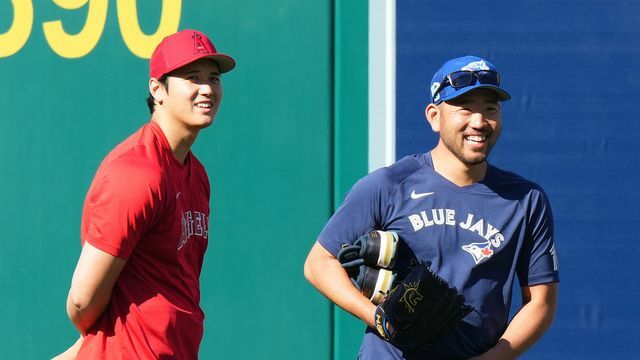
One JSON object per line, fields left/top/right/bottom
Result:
{"left": 192, "top": 33, "right": 209, "bottom": 54}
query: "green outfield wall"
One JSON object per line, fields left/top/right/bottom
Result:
{"left": 332, "top": 0, "right": 369, "bottom": 359}
{"left": 0, "top": 1, "right": 369, "bottom": 358}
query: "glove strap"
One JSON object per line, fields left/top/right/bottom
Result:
{"left": 337, "top": 244, "right": 365, "bottom": 268}
{"left": 337, "top": 231, "right": 399, "bottom": 269}
{"left": 374, "top": 306, "right": 396, "bottom": 341}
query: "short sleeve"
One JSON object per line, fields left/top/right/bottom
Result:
{"left": 82, "top": 156, "right": 163, "bottom": 260}
{"left": 516, "top": 189, "right": 560, "bottom": 286}
{"left": 317, "top": 168, "right": 393, "bottom": 256}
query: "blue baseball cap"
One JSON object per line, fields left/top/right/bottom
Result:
{"left": 429, "top": 55, "right": 511, "bottom": 104}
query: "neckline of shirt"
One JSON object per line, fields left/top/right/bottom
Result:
{"left": 421, "top": 152, "right": 494, "bottom": 193}
{"left": 148, "top": 120, "right": 191, "bottom": 170}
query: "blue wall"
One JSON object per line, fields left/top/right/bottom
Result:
{"left": 396, "top": 1, "right": 640, "bottom": 358}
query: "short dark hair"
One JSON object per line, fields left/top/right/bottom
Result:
{"left": 146, "top": 77, "right": 169, "bottom": 114}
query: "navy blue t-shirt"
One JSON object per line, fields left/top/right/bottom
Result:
{"left": 318, "top": 152, "right": 559, "bottom": 359}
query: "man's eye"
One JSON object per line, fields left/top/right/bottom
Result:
{"left": 188, "top": 75, "right": 199, "bottom": 80}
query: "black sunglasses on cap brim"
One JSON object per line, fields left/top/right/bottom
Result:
{"left": 433, "top": 70, "right": 500, "bottom": 100}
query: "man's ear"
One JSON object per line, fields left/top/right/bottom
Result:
{"left": 149, "top": 77, "right": 166, "bottom": 106}
{"left": 425, "top": 103, "right": 440, "bottom": 132}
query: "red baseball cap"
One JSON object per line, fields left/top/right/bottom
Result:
{"left": 149, "top": 29, "right": 236, "bottom": 79}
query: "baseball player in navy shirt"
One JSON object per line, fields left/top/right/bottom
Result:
{"left": 305, "top": 55, "right": 559, "bottom": 359}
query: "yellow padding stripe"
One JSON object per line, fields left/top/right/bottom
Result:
{"left": 372, "top": 269, "right": 394, "bottom": 304}
{"left": 378, "top": 231, "right": 397, "bottom": 268}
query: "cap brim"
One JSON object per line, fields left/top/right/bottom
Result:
{"left": 201, "top": 53, "right": 236, "bottom": 73}
{"left": 440, "top": 84, "right": 511, "bottom": 103}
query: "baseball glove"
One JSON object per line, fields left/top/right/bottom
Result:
{"left": 373, "top": 261, "right": 473, "bottom": 348}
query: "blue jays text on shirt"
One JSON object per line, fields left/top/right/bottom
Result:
{"left": 408, "top": 208, "right": 503, "bottom": 265}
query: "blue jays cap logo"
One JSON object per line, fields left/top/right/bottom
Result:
{"left": 461, "top": 241, "right": 494, "bottom": 264}
{"left": 460, "top": 60, "right": 490, "bottom": 72}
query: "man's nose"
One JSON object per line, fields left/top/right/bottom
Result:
{"left": 468, "top": 112, "right": 487, "bottom": 128}
{"left": 199, "top": 83, "right": 213, "bottom": 95}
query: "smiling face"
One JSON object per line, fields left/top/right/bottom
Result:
{"left": 426, "top": 88, "right": 502, "bottom": 167}
{"left": 153, "top": 58, "right": 222, "bottom": 132}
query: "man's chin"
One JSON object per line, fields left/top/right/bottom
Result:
{"left": 195, "top": 115, "right": 215, "bottom": 128}
{"left": 185, "top": 119, "right": 214, "bottom": 133}
{"left": 461, "top": 153, "right": 488, "bottom": 166}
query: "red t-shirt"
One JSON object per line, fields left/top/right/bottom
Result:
{"left": 77, "top": 121, "right": 210, "bottom": 359}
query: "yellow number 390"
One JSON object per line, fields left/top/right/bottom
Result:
{"left": 0, "top": 0, "right": 181, "bottom": 59}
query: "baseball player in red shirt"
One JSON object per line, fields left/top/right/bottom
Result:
{"left": 54, "top": 29, "right": 235, "bottom": 359}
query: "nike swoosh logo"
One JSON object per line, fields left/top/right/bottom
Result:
{"left": 410, "top": 190, "right": 435, "bottom": 199}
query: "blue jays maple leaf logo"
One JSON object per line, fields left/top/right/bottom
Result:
{"left": 461, "top": 240, "right": 494, "bottom": 264}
